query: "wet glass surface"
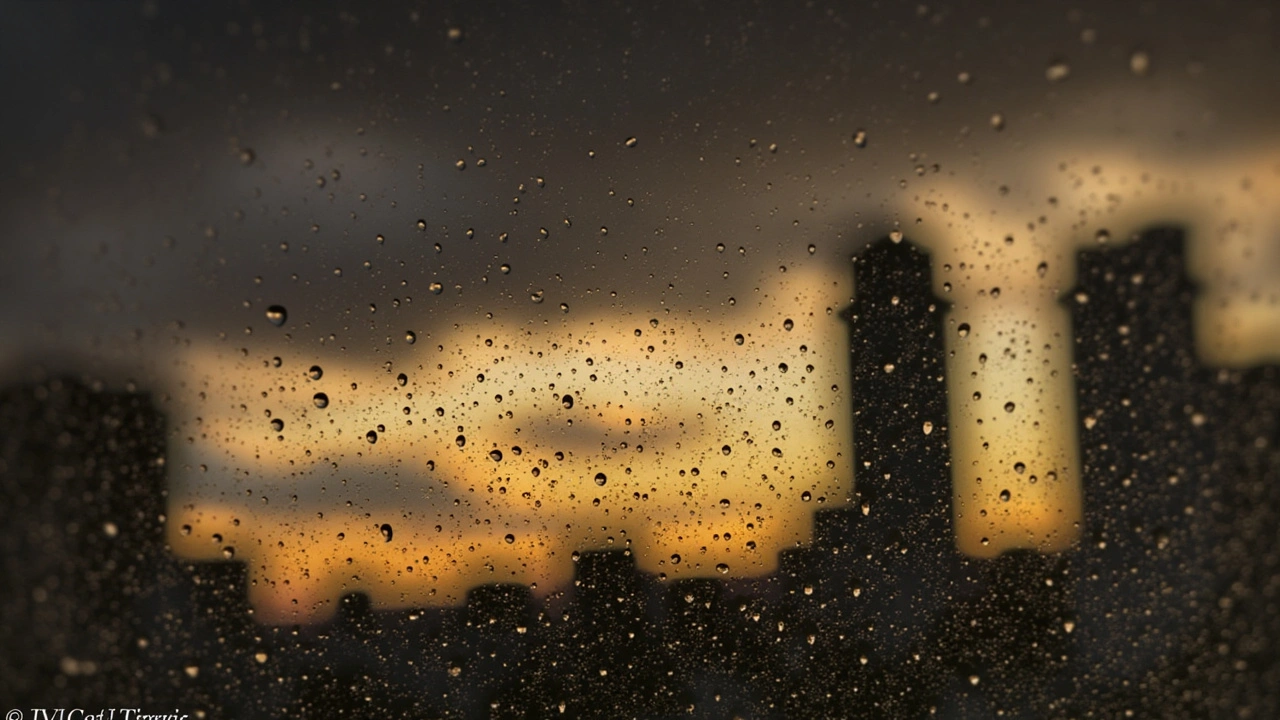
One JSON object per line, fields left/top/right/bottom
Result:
{"left": 2, "top": 2, "right": 1278, "bottom": 717}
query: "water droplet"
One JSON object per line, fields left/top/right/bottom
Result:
{"left": 594, "top": 472, "right": 607, "bottom": 486}
{"left": 456, "top": 434, "right": 466, "bottom": 447}
{"left": 783, "top": 318, "right": 794, "bottom": 331}
{"left": 670, "top": 553, "right": 681, "bottom": 564}
{"left": 504, "top": 533, "right": 515, "bottom": 544}
{"left": 989, "top": 113, "right": 1005, "bottom": 131}
{"left": 1095, "top": 228, "right": 1111, "bottom": 244}
{"left": 719, "top": 498, "right": 730, "bottom": 508}
{"left": 270, "top": 418, "right": 284, "bottom": 432}
{"left": 1037, "top": 261, "right": 1049, "bottom": 277}
{"left": 624, "top": 136, "right": 638, "bottom": 148}
{"left": 1045, "top": 60, "right": 1071, "bottom": 83}
{"left": 265, "top": 305, "right": 287, "bottom": 326}
{"left": 313, "top": 393, "right": 329, "bottom": 409}
{"left": 404, "top": 331, "right": 417, "bottom": 344}
{"left": 238, "top": 148, "right": 256, "bottom": 165}
{"left": 922, "top": 421, "right": 934, "bottom": 435}
{"left": 308, "top": 365, "right": 323, "bottom": 380}
{"left": 530, "top": 289, "right": 545, "bottom": 303}
{"left": 733, "top": 333, "right": 745, "bottom": 345}
{"left": 852, "top": 129, "right": 868, "bottom": 148}
{"left": 222, "top": 546, "right": 236, "bottom": 559}
{"left": 1130, "top": 50, "right": 1150, "bottom": 76}
{"left": 1000, "top": 489, "right": 1011, "bottom": 502}
{"left": 562, "top": 395, "right": 574, "bottom": 410}
{"left": 1004, "top": 401, "right": 1016, "bottom": 413}
{"left": 489, "top": 449, "right": 504, "bottom": 462}
{"left": 771, "top": 420, "right": 781, "bottom": 431}
{"left": 721, "top": 445, "right": 732, "bottom": 456}
{"left": 455, "top": 159, "right": 466, "bottom": 170}
{"left": 366, "top": 430, "right": 378, "bottom": 444}
{"left": 957, "top": 323, "right": 970, "bottom": 337}
{"left": 428, "top": 282, "right": 443, "bottom": 295}
{"left": 380, "top": 523, "right": 393, "bottom": 542}
{"left": 716, "top": 563, "right": 729, "bottom": 574}
{"left": 397, "top": 373, "right": 408, "bottom": 386}
{"left": 801, "top": 490, "right": 812, "bottom": 502}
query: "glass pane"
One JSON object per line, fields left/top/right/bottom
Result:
{"left": 3, "top": 2, "right": 1277, "bottom": 717}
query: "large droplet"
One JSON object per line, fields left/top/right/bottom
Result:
{"left": 312, "top": 392, "right": 329, "bottom": 409}
{"left": 265, "top": 305, "right": 287, "bottom": 327}
{"left": 308, "top": 365, "right": 323, "bottom": 381}
{"left": 380, "top": 523, "right": 393, "bottom": 542}
{"left": 594, "top": 472, "right": 607, "bottom": 487}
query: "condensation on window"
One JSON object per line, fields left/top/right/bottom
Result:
{"left": 2, "top": 2, "right": 1278, "bottom": 717}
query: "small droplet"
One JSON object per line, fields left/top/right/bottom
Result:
{"left": 783, "top": 318, "right": 794, "bottom": 331}
{"left": 456, "top": 434, "right": 467, "bottom": 447}
{"left": 716, "top": 563, "right": 729, "bottom": 574}
{"left": 1129, "top": 50, "right": 1150, "bottom": 76}
{"left": 397, "top": 373, "right": 408, "bottom": 386}
{"left": 734, "top": 333, "right": 745, "bottom": 345}
{"left": 270, "top": 418, "right": 284, "bottom": 432}
{"left": 312, "top": 393, "right": 329, "bottom": 409}
{"left": 801, "top": 490, "right": 812, "bottom": 502}
{"left": 380, "top": 523, "right": 393, "bottom": 542}
{"left": 721, "top": 445, "right": 732, "bottom": 456}
{"left": 308, "top": 365, "right": 323, "bottom": 381}
{"left": 530, "top": 289, "right": 545, "bottom": 304}
{"left": 624, "top": 136, "right": 638, "bottom": 148}
{"left": 922, "top": 421, "right": 934, "bottom": 435}
{"left": 1045, "top": 60, "right": 1071, "bottom": 83}
{"left": 404, "top": 331, "right": 417, "bottom": 344}
{"left": 490, "top": 449, "right": 504, "bottom": 462}
{"left": 504, "top": 533, "right": 515, "bottom": 544}
{"left": 594, "top": 472, "right": 607, "bottom": 487}
{"left": 989, "top": 113, "right": 1005, "bottom": 131}
{"left": 852, "top": 129, "right": 868, "bottom": 148}
{"left": 428, "top": 282, "right": 443, "bottom": 295}
{"left": 957, "top": 323, "right": 970, "bottom": 337}
{"left": 999, "top": 489, "right": 1011, "bottom": 502}
{"left": 366, "top": 430, "right": 378, "bottom": 444}
{"left": 238, "top": 148, "right": 256, "bottom": 166}
{"left": 265, "top": 305, "right": 287, "bottom": 327}
{"left": 562, "top": 395, "right": 574, "bottom": 410}
{"left": 1004, "top": 401, "right": 1016, "bottom": 413}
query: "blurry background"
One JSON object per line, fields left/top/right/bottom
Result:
{"left": 2, "top": 1, "right": 1278, "bottom": 717}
